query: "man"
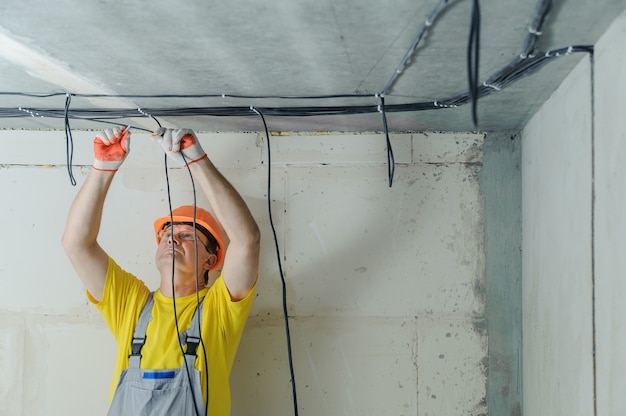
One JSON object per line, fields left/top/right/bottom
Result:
{"left": 62, "top": 126, "right": 260, "bottom": 415}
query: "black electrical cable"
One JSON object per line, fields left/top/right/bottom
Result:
{"left": 180, "top": 151, "right": 211, "bottom": 415}
{"left": 164, "top": 153, "right": 203, "bottom": 416}
{"left": 0, "top": 0, "right": 592, "bottom": 130}
{"left": 0, "top": 92, "right": 374, "bottom": 100}
{"left": 467, "top": 0, "right": 481, "bottom": 127}
{"left": 380, "top": 0, "right": 455, "bottom": 96}
{"left": 156, "top": 118, "right": 208, "bottom": 416}
{"left": 251, "top": 106, "right": 299, "bottom": 416}
{"left": 378, "top": 96, "right": 395, "bottom": 187}
{"left": 63, "top": 94, "right": 76, "bottom": 186}
{"left": 521, "top": 0, "right": 553, "bottom": 58}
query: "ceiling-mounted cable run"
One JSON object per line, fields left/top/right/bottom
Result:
{"left": 379, "top": 0, "right": 456, "bottom": 97}
{"left": 0, "top": 0, "right": 589, "bottom": 126}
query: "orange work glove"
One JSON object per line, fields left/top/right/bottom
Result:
{"left": 151, "top": 128, "right": 207, "bottom": 167}
{"left": 93, "top": 126, "right": 131, "bottom": 172}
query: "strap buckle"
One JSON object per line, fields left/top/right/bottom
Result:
{"left": 185, "top": 335, "right": 201, "bottom": 356}
{"left": 129, "top": 336, "right": 146, "bottom": 358}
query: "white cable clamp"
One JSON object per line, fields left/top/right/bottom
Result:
{"left": 528, "top": 27, "right": 542, "bottom": 36}
{"left": 137, "top": 107, "right": 151, "bottom": 117}
{"left": 482, "top": 82, "right": 501, "bottom": 91}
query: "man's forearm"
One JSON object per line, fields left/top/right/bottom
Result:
{"left": 190, "top": 157, "right": 260, "bottom": 245}
{"left": 62, "top": 169, "right": 115, "bottom": 251}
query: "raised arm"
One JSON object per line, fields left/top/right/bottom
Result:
{"left": 152, "top": 128, "right": 260, "bottom": 300}
{"left": 61, "top": 127, "right": 131, "bottom": 302}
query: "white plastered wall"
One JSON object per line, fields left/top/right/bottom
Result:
{"left": 522, "top": 8, "right": 626, "bottom": 416}
{"left": 0, "top": 129, "right": 486, "bottom": 415}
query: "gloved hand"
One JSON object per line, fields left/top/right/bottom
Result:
{"left": 93, "top": 126, "right": 131, "bottom": 172}
{"left": 151, "top": 128, "right": 207, "bottom": 166}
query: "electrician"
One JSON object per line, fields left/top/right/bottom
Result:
{"left": 62, "top": 126, "right": 260, "bottom": 415}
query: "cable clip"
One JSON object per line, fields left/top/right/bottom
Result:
{"left": 528, "top": 27, "right": 542, "bottom": 36}
{"left": 137, "top": 107, "right": 152, "bottom": 118}
{"left": 18, "top": 107, "right": 43, "bottom": 118}
{"left": 482, "top": 82, "right": 501, "bottom": 91}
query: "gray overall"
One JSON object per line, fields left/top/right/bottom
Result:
{"left": 107, "top": 293, "right": 207, "bottom": 416}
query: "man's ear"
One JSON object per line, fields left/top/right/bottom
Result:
{"left": 203, "top": 253, "right": 218, "bottom": 271}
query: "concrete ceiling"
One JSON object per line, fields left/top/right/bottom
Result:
{"left": 0, "top": 0, "right": 624, "bottom": 133}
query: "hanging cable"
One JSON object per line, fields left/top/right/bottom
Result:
{"left": 157, "top": 116, "right": 209, "bottom": 416}
{"left": 64, "top": 93, "right": 76, "bottom": 186}
{"left": 180, "top": 150, "right": 211, "bottom": 415}
{"left": 179, "top": 152, "right": 209, "bottom": 413}
{"left": 467, "top": 0, "right": 481, "bottom": 127}
{"left": 250, "top": 106, "right": 299, "bottom": 416}
{"left": 163, "top": 152, "right": 203, "bottom": 416}
{"left": 378, "top": 96, "right": 395, "bottom": 187}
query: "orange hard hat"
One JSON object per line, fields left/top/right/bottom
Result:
{"left": 153, "top": 205, "right": 224, "bottom": 271}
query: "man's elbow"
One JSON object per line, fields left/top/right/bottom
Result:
{"left": 249, "top": 223, "right": 261, "bottom": 247}
{"left": 61, "top": 230, "right": 74, "bottom": 253}
{"left": 240, "top": 224, "right": 261, "bottom": 256}
{"left": 61, "top": 230, "right": 92, "bottom": 256}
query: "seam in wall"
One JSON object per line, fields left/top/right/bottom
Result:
{"left": 589, "top": 50, "right": 598, "bottom": 416}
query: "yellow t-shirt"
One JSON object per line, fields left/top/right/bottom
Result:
{"left": 88, "top": 257, "right": 255, "bottom": 416}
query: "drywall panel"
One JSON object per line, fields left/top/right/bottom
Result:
{"left": 233, "top": 316, "right": 419, "bottom": 416}
{"left": 21, "top": 316, "right": 114, "bottom": 415}
{"left": 0, "top": 166, "right": 90, "bottom": 312}
{"left": 265, "top": 133, "right": 412, "bottom": 165}
{"left": 417, "top": 317, "right": 487, "bottom": 416}
{"left": 593, "top": 8, "right": 626, "bottom": 415}
{"left": 521, "top": 55, "right": 594, "bottom": 415}
{"left": 283, "top": 163, "right": 484, "bottom": 318}
{"left": 0, "top": 316, "right": 24, "bottom": 416}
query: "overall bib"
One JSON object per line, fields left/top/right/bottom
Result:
{"left": 107, "top": 293, "right": 207, "bottom": 416}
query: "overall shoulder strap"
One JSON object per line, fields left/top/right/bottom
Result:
{"left": 180, "top": 298, "right": 206, "bottom": 367}
{"left": 128, "top": 292, "right": 154, "bottom": 368}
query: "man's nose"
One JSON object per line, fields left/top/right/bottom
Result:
{"left": 167, "top": 234, "right": 180, "bottom": 245}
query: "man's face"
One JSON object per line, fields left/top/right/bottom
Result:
{"left": 154, "top": 224, "right": 215, "bottom": 278}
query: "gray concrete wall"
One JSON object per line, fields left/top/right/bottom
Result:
{"left": 482, "top": 132, "right": 522, "bottom": 416}
{"left": 593, "top": 8, "right": 626, "bottom": 415}
{"left": 0, "top": 130, "right": 487, "bottom": 415}
{"left": 521, "top": 8, "right": 626, "bottom": 415}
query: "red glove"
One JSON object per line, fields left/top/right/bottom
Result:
{"left": 151, "top": 128, "right": 207, "bottom": 166}
{"left": 93, "top": 126, "right": 131, "bottom": 172}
